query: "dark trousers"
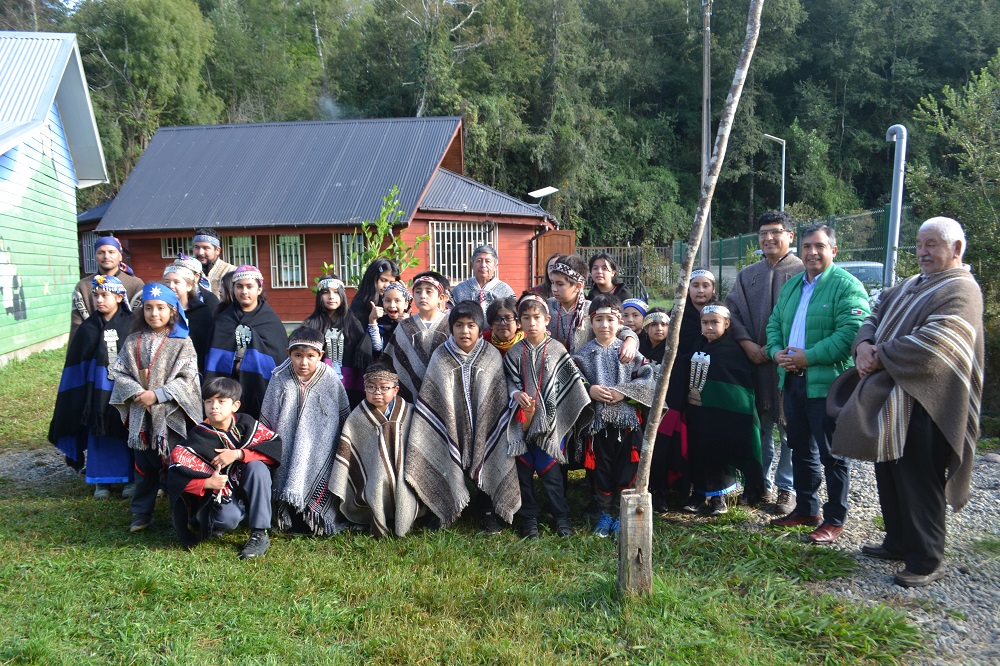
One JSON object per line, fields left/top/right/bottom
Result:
{"left": 875, "top": 402, "right": 950, "bottom": 574}
{"left": 130, "top": 447, "right": 164, "bottom": 515}
{"left": 784, "top": 373, "right": 850, "bottom": 525}
{"left": 592, "top": 427, "right": 639, "bottom": 514}
{"left": 516, "top": 458, "right": 569, "bottom": 520}
{"left": 212, "top": 461, "right": 273, "bottom": 532}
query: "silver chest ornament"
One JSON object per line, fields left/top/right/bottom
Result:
{"left": 688, "top": 352, "right": 711, "bottom": 406}
{"left": 325, "top": 328, "right": 344, "bottom": 379}
{"left": 103, "top": 329, "right": 119, "bottom": 379}
{"left": 235, "top": 325, "right": 252, "bottom": 349}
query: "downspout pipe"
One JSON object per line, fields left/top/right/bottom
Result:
{"left": 885, "top": 124, "right": 908, "bottom": 288}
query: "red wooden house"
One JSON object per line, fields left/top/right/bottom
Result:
{"left": 94, "top": 117, "right": 555, "bottom": 321}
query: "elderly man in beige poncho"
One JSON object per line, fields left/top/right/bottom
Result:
{"left": 832, "top": 217, "right": 983, "bottom": 588}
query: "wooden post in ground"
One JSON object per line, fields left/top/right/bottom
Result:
{"left": 618, "top": 0, "right": 767, "bottom": 597}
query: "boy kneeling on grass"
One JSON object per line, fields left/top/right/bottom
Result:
{"left": 572, "top": 295, "right": 656, "bottom": 539}
{"left": 167, "top": 377, "right": 282, "bottom": 560}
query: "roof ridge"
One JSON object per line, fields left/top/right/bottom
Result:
{"left": 158, "top": 117, "right": 463, "bottom": 132}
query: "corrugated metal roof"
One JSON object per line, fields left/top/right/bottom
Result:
{"left": 77, "top": 200, "right": 111, "bottom": 223}
{"left": 420, "top": 168, "right": 549, "bottom": 219}
{"left": 97, "top": 117, "right": 463, "bottom": 232}
{"left": 0, "top": 31, "right": 106, "bottom": 185}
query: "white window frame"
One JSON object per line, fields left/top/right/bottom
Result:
{"left": 226, "top": 235, "right": 258, "bottom": 269}
{"left": 80, "top": 230, "right": 99, "bottom": 274}
{"left": 429, "top": 220, "right": 497, "bottom": 285}
{"left": 331, "top": 233, "right": 365, "bottom": 286}
{"left": 161, "top": 236, "right": 189, "bottom": 259}
{"left": 269, "top": 234, "right": 307, "bottom": 289}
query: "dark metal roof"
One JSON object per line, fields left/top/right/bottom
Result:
{"left": 419, "top": 168, "right": 550, "bottom": 219}
{"left": 97, "top": 117, "right": 462, "bottom": 232}
{"left": 77, "top": 200, "right": 111, "bottom": 223}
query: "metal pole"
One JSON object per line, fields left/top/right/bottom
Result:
{"left": 699, "top": 0, "right": 713, "bottom": 269}
{"left": 884, "top": 124, "right": 907, "bottom": 288}
{"left": 762, "top": 133, "right": 786, "bottom": 212}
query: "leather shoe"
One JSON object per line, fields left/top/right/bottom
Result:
{"left": 806, "top": 522, "right": 844, "bottom": 544}
{"left": 894, "top": 567, "right": 946, "bottom": 588}
{"left": 860, "top": 543, "right": 904, "bottom": 561}
{"left": 769, "top": 512, "right": 821, "bottom": 528}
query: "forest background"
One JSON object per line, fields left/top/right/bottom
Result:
{"left": 4, "top": 0, "right": 1000, "bottom": 404}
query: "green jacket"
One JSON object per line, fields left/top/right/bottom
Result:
{"left": 765, "top": 263, "right": 870, "bottom": 398}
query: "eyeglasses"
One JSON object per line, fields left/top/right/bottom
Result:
{"left": 494, "top": 316, "right": 516, "bottom": 324}
{"left": 758, "top": 229, "right": 789, "bottom": 238}
{"left": 364, "top": 384, "right": 397, "bottom": 393}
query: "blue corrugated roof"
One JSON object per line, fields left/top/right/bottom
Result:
{"left": 97, "top": 117, "right": 462, "bottom": 232}
{"left": 420, "top": 168, "right": 549, "bottom": 219}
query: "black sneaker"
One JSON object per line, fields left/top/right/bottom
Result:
{"left": 708, "top": 496, "right": 728, "bottom": 516}
{"left": 519, "top": 518, "right": 540, "bottom": 539}
{"left": 129, "top": 513, "right": 152, "bottom": 533}
{"left": 481, "top": 512, "right": 503, "bottom": 535}
{"left": 554, "top": 515, "right": 574, "bottom": 537}
{"left": 239, "top": 530, "right": 270, "bottom": 560}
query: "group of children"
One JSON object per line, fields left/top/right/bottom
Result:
{"left": 50, "top": 252, "right": 766, "bottom": 560}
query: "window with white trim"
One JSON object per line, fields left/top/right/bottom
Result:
{"left": 226, "top": 235, "right": 258, "bottom": 268}
{"left": 161, "top": 236, "right": 189, "bottom": 258}
{"left": 80, "top": 230, "right": 99, "bottom": 274}
{"left": 429, "top": 221, "right": 497, "bottom": 285}
{"left": 331, "top": 233, "right": 365, "bottom": 285}
{"left": 270, "top": 234, "right": 307, "bottom": 288}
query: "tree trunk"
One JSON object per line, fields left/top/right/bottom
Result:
{"left": 619, "top": 0, "right": 767, "bottom": 597}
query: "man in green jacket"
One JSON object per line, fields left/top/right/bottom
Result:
{"left": 765, "top": 224, "right": 870, "bottom": 544}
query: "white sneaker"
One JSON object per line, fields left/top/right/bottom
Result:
{"left": 93, "top": 485, "right": 110, "bottom": 500}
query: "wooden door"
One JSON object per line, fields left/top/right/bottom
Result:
{"left": 532, "top": 229, "right": 576, "bottom": 285}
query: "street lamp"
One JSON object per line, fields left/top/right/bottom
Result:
{"left": 762, "top": 133, "right": 786, "bottom": 212}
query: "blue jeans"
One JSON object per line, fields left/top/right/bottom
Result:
{"left": 759, "top": 409, "right": 794, "bottom": 494}
{"left": 783, "top": 373, "right": 850, "bottom": 526}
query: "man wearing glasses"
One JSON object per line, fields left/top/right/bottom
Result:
{"left": 725, "top": 210, "right": 803, "bottom": 514}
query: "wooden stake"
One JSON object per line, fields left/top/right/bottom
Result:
{"left": 619, "top": 0, "right": 767, "bottom": 597}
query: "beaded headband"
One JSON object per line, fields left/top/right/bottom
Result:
{"left": 702, "top": 304, "right": 731, "bottom": 319}
{"left": 174, "top": 254, "right": 203, "bottom": 275}
{"left": 643, "top": 312, "right": 670, "bottom": 327}
{"left": 549, "top": 262, "right": 585, "bottom": 284}
{"left": 233, "top": 265, "right": 264, "bottom": 285}
{"left": 193, "top": 233, "right": 221, "bottom": 248}
{"left": 163, "top": 264, "right": 196, "bottom": 283}
{"left": 622, "top": 298, "right": 649, "bottom": 317}
{"left": 287, "top": 339, "right": 324, "bottom": 353}
{"left": 382, "top": 281, "right": 412, "bottom": 302}
{"left": 317, "top": 278, "right": 345, "bottom": 292}
{"left": 364, "top": 369, "right": 398, "bottom": 384}
{"left": 412, "top": 275, "right": 445, "bottom": 295}
{"left": 690, "top": 269, "right": 716, "bottom": 283}
{"left": 589, "top": 306, "right": 622, "bottom": 322}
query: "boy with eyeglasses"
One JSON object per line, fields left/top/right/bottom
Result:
{"left": 330, "top": 361, "right": 423, "bottom": 536}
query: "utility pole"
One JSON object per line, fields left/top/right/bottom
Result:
{"left": 699, "top": 0, "right": 713, "bottom": 270}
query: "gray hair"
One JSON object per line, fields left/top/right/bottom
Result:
{"left": 920, "top": 217, "right": 966, "bottom": 258}
{"left": 801, "top": 223, "right": 836, "bottom": 246}
{"left": 471, "top": 245, "right": 498, "bottom": 263}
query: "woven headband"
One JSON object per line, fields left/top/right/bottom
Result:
{"left": 193, "top": 233, "right": 221, "bottom": 248}
{"left": 412, "top": 275, "right": 445, "bottom": 296}
{"left": 364, "top": 369, "right": 398, "bottom": 384}
{"left": 702, "top": 304, "right": 731, "bottom": 319}
{"left": 174, "top": 253, "right": 203, "bottom": 275}
{"left": 233, "top": 265, "right": 264, "bottom": 284}
{"left": 690, "top": 269, "right": 716, "bottom": 283}
{"left": 163, "top": 264, "right": 196, "bottom": 283}
{"left": 622, "top": 298, "right": 648, "bottom": 317}
{"left": 589, "top": 306, "right": 622, "bottom": 322}
{"left": 317, "top": 278, "right": 345, "bottom": 292}
{"left": 550, "top": 262, "right": 585, "bottom": 284}
{"left": 287, "top": 339, "right": 324, "bottom": 353}
{"left": 643, "top": 312, "right": 670, "bottom": 327}
{"left": 382, "top": 281, "right": 412, "bottom": 302}
{"left": 518, "top": 293, "right": 548, "bottom": 310}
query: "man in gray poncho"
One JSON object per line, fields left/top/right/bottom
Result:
{"left": 726, "top": 210, "right": 803, "bottom": 513}
{"left": 449, "top": 245, "right": 515, "bottom": 314}
{"left": 832, "top": 217, "right": 983, "bottom": 587}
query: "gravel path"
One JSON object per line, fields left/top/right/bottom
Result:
{"left": 2, "top": 445, "right": 998, "bottom": 663}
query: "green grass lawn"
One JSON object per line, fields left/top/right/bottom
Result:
{"left": 0, "top": 350, "right": 922, "bottom": 664}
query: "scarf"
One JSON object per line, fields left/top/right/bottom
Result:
{"left": 331, "top": 398, "right": 423, "bottom": 537}
{"left": 405, "top": 336, "right": 520, "bottom": 525}
{"left": 485, "top": 329, "right": 524, "bottom": 355}
{"left": 260, "top": 361, "right": 351, "bottom": 534}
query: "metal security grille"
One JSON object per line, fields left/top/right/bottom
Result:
{"left": 331, "top": 233, "right": 365, "bottom": 285}
{"left": 429, "top": 221, "right": 496, "bottom": 284}
{"left": 226, "top": 235, "right": 258, "bottom": 269}
{"left": 161, "top": 236, "right": 189, "bottom": 258}
{"left": 80, "top": 230, "right": 98, "bottom": 273}
{"left": 270, "top": 234, "right": 307, "bottom": 288}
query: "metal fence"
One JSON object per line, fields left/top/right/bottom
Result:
{"left": 576, "top": 246, "right": 674, "bottom": 300}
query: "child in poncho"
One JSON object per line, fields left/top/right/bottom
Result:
{"left": 204, "top": 265, "right": 288, "bottom": 420}
{"left": 167, "top": 378, "right": 282, "bottom": 559}
{"left": 504, "top": 293, "right": 592, "bottom": 539}
{"left": 484, "top": 297, "right": 522, "bottom": 356}
{"left": 49, "top": 275, "right": 134, "bottom": 499}
{"left": 367, "top": 281, "right": 412, "bottom": 356}
{"left": 682, "top": 304, "right": 765, "bottom": 515}
{"left": 260, "top": 327, "right": 351, "bottom": 535}
{"left": 303, "top": 275, "right": 372, "bottom": 408}
{"left": 330, "top": 362, "right": 422, "bottom": 537}
{"left": 110, "top": 283, "right": 203, "bottom": 533}
{"left": 572, "top": 295, "right": 655, "bottom": 539}
{"left": 405, "top": 301, "right": 520, "bottom": 529}
{"left": 384, "top": 271, "right": 451, "bottom": 403}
